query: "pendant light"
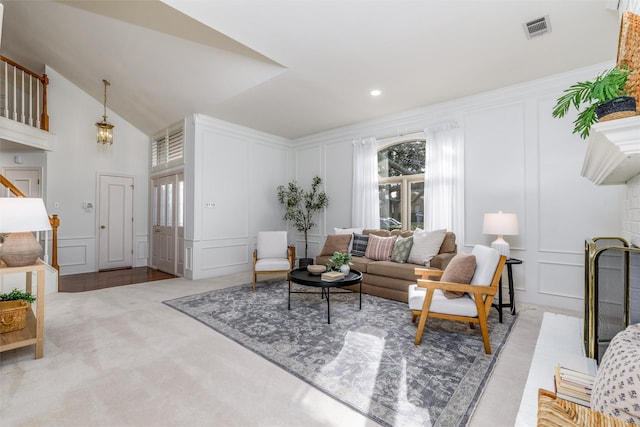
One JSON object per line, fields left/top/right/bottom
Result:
{"left": 95, "top": 79, "right": 114, "bottom": 145}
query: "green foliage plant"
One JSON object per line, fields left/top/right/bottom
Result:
{"left": 327, "top": 251, "right": 352, "bottom": 270}
{"left": 277, "top": 176, "right": 329, "bottom": 259}
{"left": 552, "top": 66, "right": 632, "bottom": 139}
{"left": 0, "top": 288, "right": 35, "bottom": 303}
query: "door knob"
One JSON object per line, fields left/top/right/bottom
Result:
{"left": 101, "top": 225, "right": 106, "bottom": 229}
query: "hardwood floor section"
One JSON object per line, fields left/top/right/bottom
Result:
{"left": 59, "top": 267, "right": 177, "bottom": 293}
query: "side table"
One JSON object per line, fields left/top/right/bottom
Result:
{"left": 0, "top": 259, "right": 46, "bottom": 359}
{"left": 493, "top": 257, "right": 522, "bottom": 323}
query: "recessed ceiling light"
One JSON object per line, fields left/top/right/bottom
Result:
{"left": 370, "top": 89, "right": 381, "bottom": 97}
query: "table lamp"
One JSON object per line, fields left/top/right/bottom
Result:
{"left": 0, "top": 198, "right": 52, "bottom": 267}
{"left": 482, "top": 211, "right": 519, "bottom": 258}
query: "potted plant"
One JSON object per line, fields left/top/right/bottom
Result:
{"left": 0, "top": 288, "right": 35, "bottom": 333}
{"left": 327, "top": 251, "right": 352, "bottom": 275}
{"left": 552, "top": 66, "right": 636, "bottom": 139}
{"left": 277, "top": 176, "right": 329, "bottom": 268}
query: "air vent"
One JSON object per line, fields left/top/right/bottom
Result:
{"left": 523, "top": 15, "right": 551, "bottom": 39}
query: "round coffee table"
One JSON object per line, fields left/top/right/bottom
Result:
{"left": 288, "top": 268, "right": 363, "bottom": 324}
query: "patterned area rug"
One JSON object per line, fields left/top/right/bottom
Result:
{"left": 163, "top": 281, "right": 515, "bottom": 427}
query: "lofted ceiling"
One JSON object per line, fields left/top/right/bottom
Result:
{"left": 0, "top": 0, "right": 622, "bottom": 140}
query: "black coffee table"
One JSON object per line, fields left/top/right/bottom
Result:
{"left": 288, "top": 268, "right": 363, "bottom": 324}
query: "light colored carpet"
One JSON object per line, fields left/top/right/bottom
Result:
{"left": 0, "top": 271, "right": 567, "bottom": 426}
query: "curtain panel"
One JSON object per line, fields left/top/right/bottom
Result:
{"left": 424, "top": 121, "right": 464, "bottom": 240}
{"left": 352, "top": 137, "right": 380, "bottom": 229}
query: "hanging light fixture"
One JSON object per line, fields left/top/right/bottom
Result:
{"left": 95, "top": 79, "right": 114, "bottom": 145}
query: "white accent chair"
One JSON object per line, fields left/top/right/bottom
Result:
{"left": 252, "top": 231, "right": 295, "bottom": 291}
{"left": 408, "top": 245, "right": 506, "bottom": 354}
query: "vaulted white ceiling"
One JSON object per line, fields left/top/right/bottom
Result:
{"left": 0, "top": 0, "right": 621, "bottom": 139}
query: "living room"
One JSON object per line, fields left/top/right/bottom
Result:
{"left": 1, "top": 1, "right": 639, "bottom": 426}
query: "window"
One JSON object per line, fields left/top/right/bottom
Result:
{"left": 378, "top": 139, "right": 425, "bottom": 230}
{"left": 152, "top": 122, "right": 184, "bottom": 171}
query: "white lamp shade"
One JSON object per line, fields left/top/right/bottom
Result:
{"left": 482, "top": 212, "right": 519, "bottom": 236}
{"left": 0, "top": 198, "right": 52, "bottom": 233}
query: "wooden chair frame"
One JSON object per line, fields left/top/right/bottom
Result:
{"left": 412, "top": 255, "right": 507, "bottom": 354}
{"left": 252, "top": 244, "right": 296, "bottom": 291}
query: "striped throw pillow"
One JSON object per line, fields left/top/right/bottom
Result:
{"left": 365, "top": 234, "right": 398, "bottom": 261}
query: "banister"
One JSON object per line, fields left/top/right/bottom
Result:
{"left": 0, "top": 174, "right": 60, "bottom": 276}
{"left": 0, "top": 55, "right": 49, "bottom": 131}
{"left": 0, "top": 175, "right": 26, "bottom": 197}
{"left": 0, "top": 55, "right": 46, "bottom": 83}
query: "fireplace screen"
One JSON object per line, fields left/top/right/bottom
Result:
{"left": 584, "top": 238, "right": 635, "bottom": 361}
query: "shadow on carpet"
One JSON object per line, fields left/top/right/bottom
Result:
{"left": 163, "top": 281, "right": 515, "bottom": 427}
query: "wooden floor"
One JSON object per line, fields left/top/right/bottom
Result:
{"left": 59, "top": 267, "right": 177, "bottom": 293}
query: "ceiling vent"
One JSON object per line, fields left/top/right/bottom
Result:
{"left": 523, "top": 15, "right": 551, "bottom": 39}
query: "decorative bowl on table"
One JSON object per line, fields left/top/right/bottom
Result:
{"left": 307, "top": 264, "right": 325, "bottom": 275}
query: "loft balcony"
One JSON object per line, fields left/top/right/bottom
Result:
{"left": 0, "top": 55, "right": 56, "bottom": 151}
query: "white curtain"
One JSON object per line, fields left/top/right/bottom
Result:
{"left": 424, "top": 121, "right": 464, "bottom": 238}
{"left": 352, "top": 137, "right": 380, "bottom": 229}
{"left": 620, "top": 0, "right": 640, "bottom": 15}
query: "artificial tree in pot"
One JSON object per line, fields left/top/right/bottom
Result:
{"left": 277, "top": 176, "right": 329, "bottom": 267}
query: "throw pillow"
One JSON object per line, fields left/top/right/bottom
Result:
{"left": 334, "top": 227, "right": 362, "bottom": 253}
{"left": 390, "top": 235, "right": 413, "bottom": 263}
{"left": 320, "top": 234, "right": 352, "bottom": 256}
{"left": 441, "top": 253, "right": 477, "bottom": 299}
{"left": 365, "top": 234, "right": 397, "bottom": 261}
{"left": 407, "top": 229, "right": 446, "bottom": 266}
{"left": 590, "top": 323, "right": 640, "bottom": 424}
{"left": 351, "top": 233, "right": 369, "bottom": 257}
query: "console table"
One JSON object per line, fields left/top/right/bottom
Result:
{"left": 0, "top": 260, "right": 46, "bottom": 359}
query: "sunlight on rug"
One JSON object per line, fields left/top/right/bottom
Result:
{"left": 163, "top": 281, "right": 515, "bottom": 427}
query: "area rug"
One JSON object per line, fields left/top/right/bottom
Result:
{"left": 163, "top": 281, "right": 515, "bottom": 427}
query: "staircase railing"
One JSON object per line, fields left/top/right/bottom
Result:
{"left": 0, "top": 55, "right": 49, "bottom": 131}
{"left": 0, "top": 174, "right": 59, "bottom": 275}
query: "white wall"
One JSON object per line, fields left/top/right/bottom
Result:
{"left": 292, "top": 62, "right": 626, "bottom": 312}
{"left": 184, "top": 114, "right": 292, "bottom": 280}
{"left": 43, "top": 66, "right": 150, "bottom": 275}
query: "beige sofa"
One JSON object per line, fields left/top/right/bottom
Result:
{"left": 315, "top": 229, "right": 457, "bottom": 302}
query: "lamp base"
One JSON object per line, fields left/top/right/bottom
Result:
{"left": 491, "top": 236, "right": 510, "bottom": 258}
{"left": 0, "top": 232, "right": 43, "bottom": 267}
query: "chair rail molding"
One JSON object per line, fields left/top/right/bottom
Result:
{"left": 581, "top": 115, "right": 640, "bottom": 185}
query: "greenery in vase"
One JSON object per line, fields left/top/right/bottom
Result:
{"left": 328, "top": 251, "right": 352, "bottom": 270}
{"left": 0, "top": 288, "right": 35, "bottom": 303}
{"left": 552, "top": 66, "right": 632, "bottom": 139}
{"left": 276, "top": 176, "right": 329, "bottom": 259}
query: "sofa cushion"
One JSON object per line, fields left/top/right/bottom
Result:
{"left": 364, "top": 229, "right": 392, "bottom": 237}
{"left": 441, "top": 253, "right": 477, "bottom": 299}
{"left": 408, "top": 284, "right": 478, "bottom": 317}
{"left": 591, "top": 323, "right": 640, "bottom": 424}
{"left": 320, "top": 234, "right": 352, "bottom": 256}
{"left": 390, "top": 235, "right": 413, "bottom": 263}
{"left": 334, "top": 227, "right": 363, "bottom": 252}
{"left": 365, "top": 234, "right": 397, "bottom": 261}
{"left": 407, "top": 229, "right": 446, "bottom": 266}
{"left": 350, "top": 233, "right": 369, "bottom": 257}
{"left": 440, "top": 232, "right": 457, "bottom": 254}
{"left": 470, "top": 245, "right": 501, "bottom": 286}
{"left": 367, "top": 260, "right": 431, "bottom": 281}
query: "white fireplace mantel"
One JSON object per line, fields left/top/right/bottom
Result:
{"left": 581, "top": 115, "right": 640, "bottom": 185}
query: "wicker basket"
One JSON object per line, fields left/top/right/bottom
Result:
{"left": 0, "top": 300, "right": 29, "bottom": 333}
{"left": 617, "top": 11, "right": 640, "bottom": 114}
{"left": 537, "top": 389, "right": 633, "bottom": 426}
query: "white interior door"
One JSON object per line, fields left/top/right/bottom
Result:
{"left": 151, "top": 174, "right": 181, "bottom": 275}
{"left": 99, "top": 175, "right": 134, "bottom": 270}
{"left": 3, "top": 168, "right": 41, "bottom": 197}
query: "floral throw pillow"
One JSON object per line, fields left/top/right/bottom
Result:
{"left": 365, "top": 234, "right": 397, "bottom": 261}
{"left": 390, "top": 235, "right": 413, "bottom": 263}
